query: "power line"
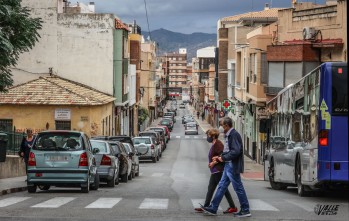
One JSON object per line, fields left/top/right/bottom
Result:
{"left": 143, "top": 0, "right": 152, "bottom": 41}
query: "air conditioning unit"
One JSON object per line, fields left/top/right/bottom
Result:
{"left": 303, "top": 27, "right": 316, "bottom": 40}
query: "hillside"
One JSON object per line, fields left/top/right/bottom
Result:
{"left": 143, "top": 28, "right": 217, "bottom": 62}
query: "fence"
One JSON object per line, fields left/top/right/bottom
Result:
{"left": 0, "top": 130, "right": 25, "bottom": 155}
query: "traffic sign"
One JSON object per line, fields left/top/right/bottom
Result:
{"left": 221, "top": 99, "right": 233, "bottom": 111}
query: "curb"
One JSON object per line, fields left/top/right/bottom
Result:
{"left": 0, "top": 186, "right": 27, "bottom": 196}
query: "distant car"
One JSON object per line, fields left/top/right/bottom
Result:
{"left": 90, "top": 140, "right": 120, "bottom": 187}
{"left": 185, "top": 122, "right": 199, "bottom": 135}
{"left": 157, "top": 125, "right": 170, "bottom": 142}
{"left": 133, "top": 136, "right": 159, "bottom": 163}
{"left": 109, "top": 141, "right": 133, "bottom": 182}
{"left": 122, "top": 142, "right": 140, "bottom": 178}
{"left": 159, "top": 118, "right": 174, "bottom": 131}
{"left": 179, "top": 103, "right": 185, "bottom": 109}
{"left": 183, "top": 116, "right": 195, "bottom": 124}
{"left": 139, "top": 131, "right": 162, "bottom": 156}
{"left": 164, "top": 112, "right": 176, "bottom": 123}
{"left": 147, "top": 127, "right": 167, "bottom": 150}
{"left": 26, "top": 131, "right": 99, "bottom": 193}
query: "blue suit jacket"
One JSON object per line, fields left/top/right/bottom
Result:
{"left": 221, "top": 128, "right": 244, "bottom": 174}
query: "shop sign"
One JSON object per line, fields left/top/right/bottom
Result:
{"left": 55, "top": 109, "right": 71, "bottom": 120}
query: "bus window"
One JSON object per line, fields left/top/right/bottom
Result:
{"left": 332, "top": 65, "right": 348, "bottom": 115}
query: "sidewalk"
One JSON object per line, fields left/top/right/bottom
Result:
{"left": 188, "top": 104, "right": 264, "bottom": 181}
{"left": 0, "top": 176, "right": 27, "bottom": 196}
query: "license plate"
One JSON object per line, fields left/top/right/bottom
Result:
{"left": 46, "top": 156, "right": 69, "bottom": 162}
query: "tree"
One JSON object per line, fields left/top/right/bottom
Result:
{"left": 0, "top": 0, "right": 42, "bottom": 92}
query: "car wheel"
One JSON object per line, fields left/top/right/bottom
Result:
{"left": 90, "top": 173, "right": 99, "bottom": 190}
{"left": 157, "top": 155, "right": 160, "bottom": 161}
{"left": 135, "top": 166, "right": 140, "bottom": 177}
{"left": 152, "top": 157, "right": 157, "bottom": 163}
{"left": 121, "top": 173, "right": 128, "bottom": 183}
{"left": 107, "top": 174, "right": 116, "bottom": 187}
{"left": 269, "top": 159, "right": 287, "bottom": 190}
{"left": 38, "top": 185, "right": 50, "bottom": 191}
{"left": 115, "top": 169, "right": 120, "bottom": 185}
{"left": 296, "top": 157, "right": 308, "bottom": 197}
{"left": 81, "top": 177, "right": 90, "bottom": 193}
{"left": 128, "top": 172, "right": 133, "bottom": 181}
{"left": 27, "top": 185, "right": 37, "bottom": 193}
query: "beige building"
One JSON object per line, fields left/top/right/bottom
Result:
{"left": 0, "top": 76, "right": 115, "bottom": 137}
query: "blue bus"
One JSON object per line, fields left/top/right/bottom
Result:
{"left": 264, "top": 62, "right": 348, "bottom": 196}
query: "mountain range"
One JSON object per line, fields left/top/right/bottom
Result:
{"left": 143, "top": 28, "right": 217, "bottom": 62}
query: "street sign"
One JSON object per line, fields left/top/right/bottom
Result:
{"left": 221, "top": 99, "right": 233, "bottom": 111}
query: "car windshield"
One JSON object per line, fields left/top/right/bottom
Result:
{"left": 109, "top": 143, "right": 120, "bottom": 154}
{"left": 33, "top": 132, "right": 83, "bottom": 151}
{"left": 133, "top": 138, "right": 151, "bottom": 144}
{"left": 160, "top": 121, "right": 170, "bottom": 125}
{"left": 148, "top": 129, "right": 163, "bottom": 135}
{"left": 187, "top": 124, "right": 196, "bottom": 128}
{"left": 90, "top": 141, "right": 110, "bottom": 154}
{"left": 123, "top": 143, "right": 131, "bottom": 153}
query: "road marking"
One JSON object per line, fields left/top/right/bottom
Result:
{"left": 185, "top": 136, "right": 189, "bottom": 139}
{"left": 151, "top": 173, "right": 164, "bottom": 177}
{"left": 285, "top": 199, "right": 314, "bottom": 212}
{"left": 191, "top": 199, "right": 222, "bottom": 210}
{"left": 139, "top": 198, "right": 168, "bottom": 209}
{"left": 172, "top": 173, "right": 184, "bottom": 178}
{"left": 176, "top": 136, "right": 180, "bottom": 138}
{"left": 249, "top": 199, "right": 279, "bottom": 211}
{"left": 31, "top": 197, "right": 75, "bottom": 208}
{"left": 194, "top": 136, "right": 198, "bottom": 139}
{"left": 202, "top": 136, "right": 206, "bottom": 139}
{"left": 0, "top": 197, "right": 31, "bottom": 208}
{"left": 85, "top": 198, "right": 122, "bottom": 208}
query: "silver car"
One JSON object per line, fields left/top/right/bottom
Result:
{"left": 185, "top": 122, "right": 199, "bottom": 135}
{"left": 132, "top": 136, "right": 159, "bottom": 163}
{"left": 90, "top": 140, "right": 119, "bottom": 187}
{"left": 122, "top": 142, "right": 140, "bottom": 177}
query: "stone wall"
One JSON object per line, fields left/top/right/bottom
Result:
{"left": 0, "top": 156, "right": 26, "bottom": 179}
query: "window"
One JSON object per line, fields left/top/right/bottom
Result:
{"left": 332, "top": 65, "right": 348, "bottom": 115}
{"left": 0, "top": 119, "right": 12, "bottom": 132}
{"left": 55, "top": 121, "right": 71, "bottom": 130}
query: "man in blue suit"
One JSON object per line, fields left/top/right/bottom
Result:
{"left": 202, "top": 117, "right": 251, "bottom": 217}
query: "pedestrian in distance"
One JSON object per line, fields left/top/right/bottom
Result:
{"left": 194, "top": 129, "right": 238, "bottom": 214}
{"left": 20, "top": 129, "right": 35, "bottom": 176}
{"left": 201, "top": 112, "right": 205, "bottom": 121}
{"left": 196, "top": 111, "right": 200, "bottom": 119}
{"left": 202, "top": 117, "right": 251, "bottom": 217}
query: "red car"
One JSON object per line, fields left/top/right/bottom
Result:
{"left": 157, "top": 125, "right": 170, "bottom": 142}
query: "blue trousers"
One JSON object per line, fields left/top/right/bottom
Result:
{"left": 210, "top": 162, "right": 250, "bottom": 211}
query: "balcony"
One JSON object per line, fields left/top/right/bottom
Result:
{"left": 264, "top": 86, "right": 283, "bottom": 95}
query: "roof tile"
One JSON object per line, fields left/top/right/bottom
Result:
{"left": 221, "top": 8, "right": 283, "bottom": 22}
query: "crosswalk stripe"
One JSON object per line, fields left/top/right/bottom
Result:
{"left": 194, "top": 136, "right": 198, "bottom": 139}
{"left": 85, "top": 198, "right": 122, "bottom": 208}
{"left": 176, "top": 136, "right": 180, "bottom": 138}
{"left": 185, "top": 136, "right": 189, "bottom": 139}
{"left": 202, "top": 136, "right": 206, "bottom": 139}
{"left": 139, "top": 198, "right": 168, "bottom": 209}
{"left": 0, "top": 197, "right": 31, "bottom": 208}
{"left": 31, "top": 197, "right": 75, "bottom": 208}
{"left": 249, "top": 199, "right": 279, "bottom": 211}
{"left": 285, "top": 199, "right": 314, "bottom": 212}
{"left": 151, "top": 173, "right": 164, "bottom": 177}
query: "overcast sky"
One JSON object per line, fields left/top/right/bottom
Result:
{"left": 78, "top": 0, "right": 327, "bottom": 34}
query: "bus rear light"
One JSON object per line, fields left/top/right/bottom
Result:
{"left": 338, "top": 68, "right": 343, "bottom": 74}
{"left": 28, "top": 152, "right": 36, "bottom": 166}
{"left": 319, "top": 130, "right": 329, "bottom": 146}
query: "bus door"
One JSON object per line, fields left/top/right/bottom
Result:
{"left": 318, "top": 63, "right": 348, "bottom": 182}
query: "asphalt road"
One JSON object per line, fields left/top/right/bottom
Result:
{"left": 0, "top": 105, "right": 348, "bottom": 221}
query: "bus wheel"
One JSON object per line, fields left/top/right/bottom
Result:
{"left": 296, "top": 158, "right": 308, "bottom": 197}
{"left": 269, "top": 159, "right": 287, "bottom": 190}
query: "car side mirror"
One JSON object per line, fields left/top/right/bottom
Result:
{"left": 92, "top": 148, "right": 100, "bottom": 154}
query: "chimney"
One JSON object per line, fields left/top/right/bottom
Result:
{"left": 88, "top": 2, "right": 95, "bottom": 13}
{"left": 264, "top": 3, "right": 270, "bottom": 10}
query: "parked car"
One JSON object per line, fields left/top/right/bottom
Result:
{"left": 122, "top": 142, "right": 140, "bottom": 177}
{"left": 139, "top": 131, "right": 162, "bottom": 156}
{"left": 179, "top": 103, "right": 185, "bottom": 109}
{"left": 159, "top": 118, "right": 174, "bottom": 131}
{"left": 164, "top": 112, "right": 176, "bottom": 123}
{"left": 147, "top": 127, "right": 167, "bottom": 149}
{"left": 185, "top": 122, "right": 199, "bottom": 135}
{"left": 108, "top": 141, "right": 133, "bottom": 182}
{"left": 183, "top": 116, "right": 195, "bottom": 124}
{"left": 26, "top": 131, "right": 99, "bottom": 193}
{"left": 157, "top": 125, "right": 170, "bottom": 142}
{"left": 133, "top": 136, "right": 159, "bottom": 163}
{"left": 90, "top": 140, "right": 119, "bottom": 187}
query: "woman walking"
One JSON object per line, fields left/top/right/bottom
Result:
{"left": 194, "top": 129, "right": 238, "bottom": 214}
{"left": 20, "top": 129, "right": 35, "bottom": 175}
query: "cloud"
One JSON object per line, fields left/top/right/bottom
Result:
{"left": 78, "top": 0, "right": 326, "bottom": 34}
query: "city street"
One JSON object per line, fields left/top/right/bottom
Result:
{"left": 0, "top": 105, "right": 348, "bottom": 221}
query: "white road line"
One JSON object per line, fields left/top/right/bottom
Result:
{"left": 172, "top": 173, "right": 185, "bottom": 178}
{"left": 176, "top": 136, "right": 180, "bottom": 138}
{"left": 0, "top": 197, "right": 31, "bottom": 208}
{"left": 151, "top": 173, "right": 164, "bottom": 177}
{"left": 185, "top": 136, "right": 189, "bottom": 139}
{"left": 202, "top": 136, "right": 206, "bottom": 139}
{"left": 85, "top": 198, "right": 122, "bottom": 208}
{"left": 249, "top": 199, "right": 279, "bottom": 211}
{"left": 31, "top": 197, "right": 75, "bottom": 208}
{"left": 139, "top": 198, "right": 168, "bottom": 209}
{"left": 285, "top": 199, "right": 315, "bottom": 212}
{"left": 194, "top": 136, "right": 198, "bottom": 139}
